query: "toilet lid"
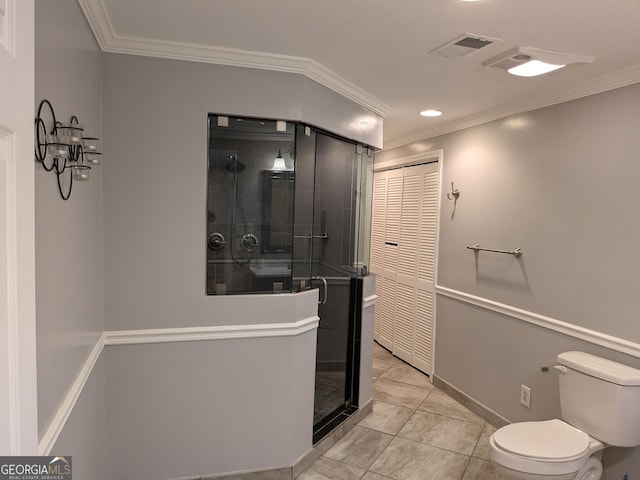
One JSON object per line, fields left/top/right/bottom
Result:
{"left": 493, "top": 419, "right": 590, "bottom": 461}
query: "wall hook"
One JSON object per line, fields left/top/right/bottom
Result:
{"left": 446, "top": 182, "right": 460, "bottom": 201}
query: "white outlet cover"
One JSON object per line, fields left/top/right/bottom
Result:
{"left": 520, "top": 385, "right": 531, "bottom": 408}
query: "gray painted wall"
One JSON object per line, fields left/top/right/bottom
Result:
{"left": 51, "top": 358, "right": 106, "bottom": 480}
{"left": 106, "top": 330, "right": 316, "bottom": 479}
{"left": 35, "top": 9, "right": 377, "bottom": 476}
{"left": 102, "top": 53, "right": 380, "bottom": 331}
{"left": 378, "top": 81, "right": 640, "bottom": 479}
{"left": 35, "top": 0, "right": 105, "bottom": 454}
{"left": 100, "top": 53, "right": 379, "bottom": 477}
{"left": 359, "top": 274, "right": 376, "bottom": 406}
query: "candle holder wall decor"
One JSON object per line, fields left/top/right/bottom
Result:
{"left": 34, "top": 99, "right": 102, "bottom": 200}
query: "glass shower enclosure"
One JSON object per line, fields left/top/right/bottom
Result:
{"left": 206, "top": 114, "right": 374, "bottom": 441}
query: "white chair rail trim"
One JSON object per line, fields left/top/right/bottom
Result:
{"left": 105, "top": 316, "right": 320, "bottom": 345}
{"left": 363, "top": 294, "right": 378, "bottom": 309}
{"left": 38, "top": 316, "right": 320, "bottom": 455}
{"left": 436, "top": 285, "right": 640, "bottom": 359}
{"left": 38, "top": 332, "right": 106, "bottom": 456}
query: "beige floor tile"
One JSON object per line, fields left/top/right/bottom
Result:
{"left": 420, "top": 388, "right": 485, "bottom": 425}
{"left": 373, "top": 343, "right": 393, "bottom": 360}
{"left": 372, "top": 378, "right": 431, "bottom": 409}
{"left": 398, "top": 410, "right": 483, "bottom": 455}
{"left": 373, "top": 365, "right": 388, "bottom": 378}
{"left": 379, "top": 362, "right": 433, "bottom": 389}
{"left": 358, "top": 400, "right": 414, "bottom": 435}
{"left": 373, "top": 355, "right": 398, "bottom": 374}
{"left": 361, "top": 472, "right": 392, "bottom": 480}
{"left": 369, "top": 436, "right": 469, "bottom": 480}
{"left": 472, "top": 424, "right": 497, "bottom": 460}
{"left": 324, "top": 426, "right": 394, "bottom": 470}
{"left": 296, "top": 457, "right": 365, "bottom": 480}
{"left": 462, "top": 458, "right": 504, "bottom": 480}
{"left": 300, "top": 342, "right": 504, "bottom": 480}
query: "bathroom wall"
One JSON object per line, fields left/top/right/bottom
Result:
{"left": 106, "top": 325, "right": 316, "bottom": 479}
{"left": 377, "top": 81, "right": 640, "bottom": 479}
{"left": 102, "top": 53, "right": 380, "bottom": 330}
{"left": 101, "top": 53, "right": 378, "bottom": 476}
{"left": 50, "top": 358, "right": 106, "bottom": 480}
{"left": 34, "top": 0, "right": 106, "bottom": 472}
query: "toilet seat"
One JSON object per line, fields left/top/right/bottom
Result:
{"left": 490, "top": 419, "right": 592, "bottom": 476}
{"left": 494, "top": 419, "right": 590, "bottom": 461}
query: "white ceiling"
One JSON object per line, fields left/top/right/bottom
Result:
{"left": 79, "top": 0, "right": 640, "bottom": 149}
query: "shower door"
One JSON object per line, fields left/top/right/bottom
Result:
{"left": 294, "top": 126, "right": 368, "bottom": 441}
{"left": 207, "top": 115, "right": 374, "bottom": 442}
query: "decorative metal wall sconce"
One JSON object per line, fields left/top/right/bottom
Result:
{"left": 34, "top": 99, "right": 102, "bottom": 200}
{"left": 446, "top": 182, "right": 460, "bottom": 201}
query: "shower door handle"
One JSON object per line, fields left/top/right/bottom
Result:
{"left": 312, "top": 276, "right": 328, "bottom": 305}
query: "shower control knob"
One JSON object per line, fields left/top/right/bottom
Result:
{"left": 208, "top": 232, "right": 227, "bottom": 250}
{"left": 240, "top": 233, "right": 259, "bottom": 252}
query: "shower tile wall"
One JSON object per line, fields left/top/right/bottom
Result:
{"left": 207, "top": 118, "right": 295, "bottom": 295}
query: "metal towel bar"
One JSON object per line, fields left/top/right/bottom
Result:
{"left": 293, "top": 233, "right": 329, "bottom": 239}
{"left": 466, "top": 243, "right": 522, "bottom": 258}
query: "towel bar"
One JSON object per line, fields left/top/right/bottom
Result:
{"left": 466, "top": 243, "right": 522, "bottom": 258}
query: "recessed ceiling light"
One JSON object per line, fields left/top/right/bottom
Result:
{"left": 420, "top": 109, "right": 443, "bottom": 117}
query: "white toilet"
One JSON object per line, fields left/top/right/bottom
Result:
{"left": 489, "top": 351, "right": 640, "bottom": 480}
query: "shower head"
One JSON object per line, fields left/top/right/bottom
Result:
{"left": 226, "top": 154, "right": 246, "bottom": 173}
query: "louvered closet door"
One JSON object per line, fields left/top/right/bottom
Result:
{"left": 371, "top": 162, "right": 439, "bottom": 375}
{"left": 370, "top": 169, "right": 402, "bottom": 350}
{"left": 393, "top": 169, "right": 422, "bottom": 363}
{"left": 413, "top": 164, "right": 438, "bottom": 373}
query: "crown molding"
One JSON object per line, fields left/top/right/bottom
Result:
{"left": 78, "top": 0, "right": 640, "bottom": 149}
{"left": 76, "top": 0, "right": 114, "bottom": 50}
{"left": 384, "top": 64, "right": 640, "bottom": 150}
{"left": 76, "top": 0, "right": 391, "bottom": 118}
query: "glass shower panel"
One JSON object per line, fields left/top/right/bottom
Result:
{"left": 292, "top": 125, "right": 316, "bottom": 291}
{"left": 311, "top": 132, "right": 361, "bottom": 435}
{"left": 206, "top": 115, "right": 295, "bottom": 295}
{"left": 355, "top": 146, "right": 375, "bottom": 272}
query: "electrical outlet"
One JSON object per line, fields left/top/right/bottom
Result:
{"left": 521, "top": 384, "right": 531, "bottom": 408}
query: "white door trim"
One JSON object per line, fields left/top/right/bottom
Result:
{"left": 373, "top": 149, "right": 443, "bottom": 173}
{"left": 372, "top": 149, "right": 443, "bottom": 377}
{"left": 0, "top": 0, "right": 37, "bottom": 456}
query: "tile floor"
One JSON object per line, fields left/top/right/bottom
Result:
{"left": 297, "top": 343, "right": 504, "bottom": 480}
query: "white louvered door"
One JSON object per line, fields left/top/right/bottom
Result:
{"left": 371, "top": 162, "right": 439, "bottom": 375}
{"left": 414, "top": 165, "right": 438, "bottom": 372}
{"left": 371, "top": 169, "right": 402, "bottom": 350}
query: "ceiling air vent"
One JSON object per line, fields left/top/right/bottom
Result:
{"left": 430, "top": 33, "right": 502, "bottom": 58}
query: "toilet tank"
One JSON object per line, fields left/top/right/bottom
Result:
{"left": 558, "top": 351, "right": 640, "bottom": 447}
